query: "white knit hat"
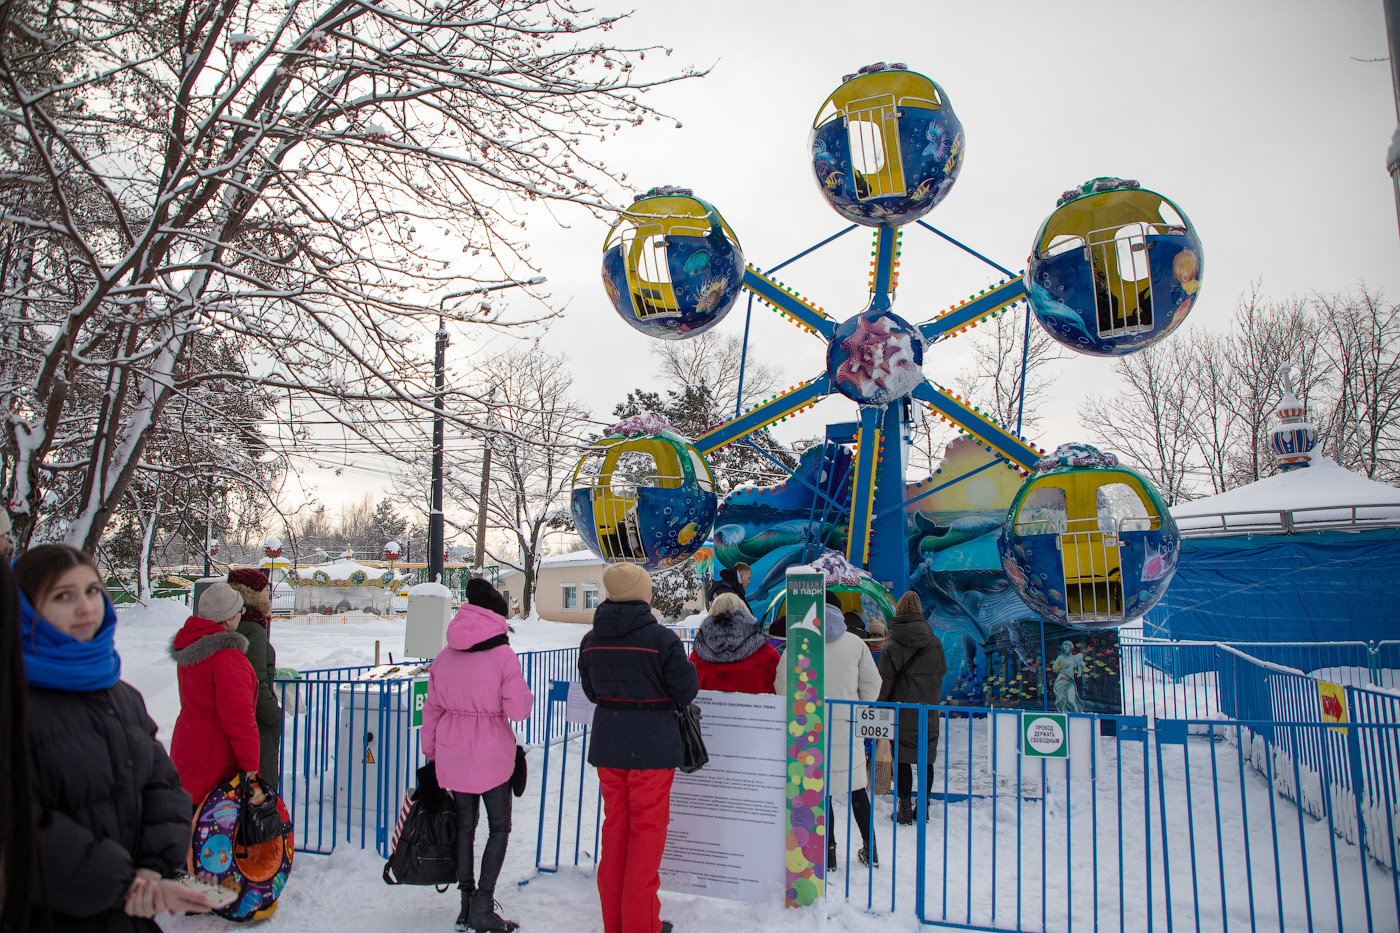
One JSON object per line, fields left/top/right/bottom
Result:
{"left": 198, "top": 582, "right": 245, "bottom": 623}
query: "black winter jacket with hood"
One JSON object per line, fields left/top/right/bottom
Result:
{"left": 26, "top": 681, "right": 193, "bottom": 933}
{"left": 877, "top": 611, "right": 950, "bottom": 756}
{"left": 578, "top": 600, "right": 699, "bottom": 770}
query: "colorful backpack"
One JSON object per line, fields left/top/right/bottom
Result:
{"left": 189, "top": 774, "right": 294, "bottom": 921}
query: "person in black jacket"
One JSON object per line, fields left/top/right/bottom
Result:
{"left": 578, "top": 563, "right": 698, "bottom": 933}
{"left": 15, "top": 544, "right": 210, "bottom": 931}
{"left": 877, "top": 590, "right": 949, "bottom": 825}
{"left": 705, "top": 561, "right": 750, "bottom": 610}
{"left": 1, "top": 558, "right": 41, "bottom": 932}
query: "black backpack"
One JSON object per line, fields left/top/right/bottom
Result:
{"left": 383, "top": 762, "right": 458, "bottom": 887}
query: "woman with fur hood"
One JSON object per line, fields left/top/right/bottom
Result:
{"left": 688, "top": 592, "right": 779, "bottom": 695}
{"left": 226, "top": 568, "right": 282, "bottom": 790}
{"left": 169, "top": 582, "right": 262, "bottom": 808}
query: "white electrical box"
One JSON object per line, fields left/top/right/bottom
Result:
{"left": 403, "top": 588, "right": 453, "bottom": 660}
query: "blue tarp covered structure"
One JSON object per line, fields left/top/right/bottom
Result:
{"left": 1142, "top": 528, "right": 1400, "bottom": 674}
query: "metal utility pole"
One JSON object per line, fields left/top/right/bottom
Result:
{"left": 473, "top": 390, "right": 497, "bottom": 572}
{"left": 1385, "top": 0, "right": 1400, "bottom": 240}
{"left": 428, "top": 315, "right": 448, "bottom": 586}
{"left": 433, "top": 276, "right": 545, "bottom": 585}
{"left": 203, "top": 473, "right": 214, "bottom": 577}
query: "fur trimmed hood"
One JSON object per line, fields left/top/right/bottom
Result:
{"left": 693, "top": 607, "right": 767, "bottom": 664}
{"left": 228, "top": 580, "right": 272, "bottom": 620}
{"left": 169, "top": 616, "right": 249, "bottom": 667}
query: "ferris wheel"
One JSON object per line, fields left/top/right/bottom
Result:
{"left": 577, "top": 62, "right": 1201, "bottom": 630}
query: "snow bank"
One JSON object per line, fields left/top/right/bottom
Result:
{"left": 406, "top": 581, "right": 452, "bottom": 598}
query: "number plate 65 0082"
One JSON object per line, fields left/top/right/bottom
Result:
{"left": 855, "top": 706, "right": 895, "bottom": 740}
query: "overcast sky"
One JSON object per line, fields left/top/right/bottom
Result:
{"left": 296, "top": 0, "right": 1400, "bottom": 533}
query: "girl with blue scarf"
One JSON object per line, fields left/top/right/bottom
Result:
{"left": 15, "top": 544, "right": 212, "bottom": 931}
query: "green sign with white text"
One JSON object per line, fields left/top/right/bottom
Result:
{"left": 412, "top": 678, "right": 429, "bottom": 728}
{"left": 1022, "top": 712, "right": 1069, "bottom": 759}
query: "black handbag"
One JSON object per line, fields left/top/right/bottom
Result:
{"left": 383, "top": 762, "right": 458, "bottom": 887}
{"left": 676, "top": 703, "right": 708, "bottom": 774}
{"left": 510, "top": 745, "right": 527, "bottom": 798}
{"left": 235, "top": 775, "right": 283, "bottom": 848}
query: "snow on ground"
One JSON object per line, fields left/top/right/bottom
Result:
{"left": 115, "top": 599, "right": 586, "bottom": 742}
{"left": 113, "top": 600, "right": 1395, "bottom": 933}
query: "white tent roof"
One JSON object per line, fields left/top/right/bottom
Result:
{"left": 1171, "top": 456, "right": 1400, "bottom": 534}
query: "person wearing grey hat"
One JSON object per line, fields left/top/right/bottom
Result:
{"left": 168, "top": 582, "right": 262, "bottom": 806}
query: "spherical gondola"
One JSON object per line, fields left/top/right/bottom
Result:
{"left": 809, "top": 62, "right": 963, "bottom": 227}
{"left": 600, "top": 186, "right": 745, "bottom": 339}
{"left": 570, "top": 423, "right": 718, "bottom": 572}
{"left": 997, "top": 443, "right": 1180, "bottom": 630}
{"left": 1025, "top": 178, "right": 1202, "bottom": 357}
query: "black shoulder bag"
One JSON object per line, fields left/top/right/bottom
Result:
{"left": 676, "top": 704, "right": 709, "bottom": 774}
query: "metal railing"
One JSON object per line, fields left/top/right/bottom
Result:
{"left": 1174, "top": 502, "right": 1400, "bottom": 537}
{"left": 532, "top": 684, "right": 1400, "bottom": 931}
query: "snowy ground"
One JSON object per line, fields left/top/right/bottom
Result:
{"left": 111, "top": 601, "right": 1397, "bottom": 933}
{"left": 115, "top": 600, "right": 587, "bottom": 743}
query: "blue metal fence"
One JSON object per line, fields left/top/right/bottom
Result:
{"left": 274, "top": 639, "right": 1400, "bottom": 930}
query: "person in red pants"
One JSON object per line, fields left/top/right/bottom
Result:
{"left": 578, "top": 564, "right": 699, "bottom": 933}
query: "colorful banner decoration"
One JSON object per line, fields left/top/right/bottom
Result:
{"left": 784, "top": 569, "right": 826, "bottom": 908}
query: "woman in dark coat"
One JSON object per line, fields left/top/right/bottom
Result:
{"left": 877, "top": 590, "right": 948, "bottom": 825}
{"left": 227, "top": 568, "right": 282, "bottom": 790}
{"left": 688, "top": 592, "right": 779, "bottom": 695}
{"left": 578, "top": 564, "right": 698, "bottom": 933}
{"left": 15, "top": 544, "right": 210, "bottom": 931}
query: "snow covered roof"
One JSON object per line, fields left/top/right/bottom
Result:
{"left": 291, "top": 559, "right": 404, "bottom": 587}
{"left": 1172, "top": 456, "right": 1400, "bottom": 535}
{"left": 497, "top": 549, "right": 605, "bottom": 580}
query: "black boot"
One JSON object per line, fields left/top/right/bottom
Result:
{"left": 857, "top": 843, "right": 879, "bottom": 869}
{"left": 897, "top": 797, "right": 914, "bottom": 825}
{"left": 454, "top": 889, "right": 472, "bottom": 932}
{"left": 468, "top": 893, "right": 518, "bottom": 933}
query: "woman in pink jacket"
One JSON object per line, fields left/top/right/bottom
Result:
{"left": 421, "top": 579, "right": 533, "bottom": 933}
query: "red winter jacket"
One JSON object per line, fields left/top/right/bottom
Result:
{"left": 688, "top": 606, "right": 779, "bottom": 695}
{"left": 169, "top": 616, "right": 261, "bottom": 806}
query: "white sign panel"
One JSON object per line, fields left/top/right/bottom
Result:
{"left": 565, "top": 682, "right": 596, "bottom": 725}
{"left": 660, "top": 691, "right": 786, "bottom": 903}
{"left": 854, "top": 705, "right": 895, "bottom": 740}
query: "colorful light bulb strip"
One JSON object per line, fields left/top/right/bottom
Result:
{"left": 694, "top": 374, "right": 832, "bottom": 456}
{"left": 742, "top": 266, "right": 837, "bottom": 340}
{"left": 918, "top": 273, "right": 1028, "bottom": 343}
{"left": 910, "top": 381, "right": 1043, "bottom": 471}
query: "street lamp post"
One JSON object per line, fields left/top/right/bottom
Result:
{"left": 431, "top": 276, "right": 545, "bottom": 586}
{"left": 1385, "top": 0, "right": 1400, "bottom": 242}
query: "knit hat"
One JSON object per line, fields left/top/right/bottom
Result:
{"left": 228, "top": 567, "right": 270, "bottom": 592}
{"left": 466, "top": 577, "right": 509, "bottom": 618}
{"left": 198, "top": 582, "right": 245, "bottom": 623}
{"left": 868, "top": 617, "right": 887, "bottom": 638}
{"left": 823, "top": 604, "right": 846, "bottom": 643}
{"left": 227, "top": 567, "right": 272, "bottom": 618}
{"left": 602, "top": 563, "right": 652, "bottom": 604}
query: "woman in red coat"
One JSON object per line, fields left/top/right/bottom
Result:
{"left": 169, "top": 582, "right": 261, "bottom": 807}
{"left": 688, "top": 592, "right": 779, "bottom": 694}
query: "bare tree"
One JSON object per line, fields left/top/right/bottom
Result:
{"left": 1220, "top": 288, "right": 1324, "bottom": 486}
{"left": 954, "top": 306, "right": 1065, "bottom": 437}
{"left": 0, "top": 0, "right": 698, "bottom": 551}
{"left": 651, "top": 330, "right": 783, "bottom": 414}
{"left": 1079, "top": 343, "right": 1200, "bottom": 504}
{"left": 1314, "top": 287, "right": 1400, "bottom": 482}
{"left": 1180, "top": 331, "right": 1241, "bottom": 495}
{"left": 401, "top": 348, "right": 591, "bottom": 616}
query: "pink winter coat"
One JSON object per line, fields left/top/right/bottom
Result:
{"left": 420, "top": 604, "right": 534, "bottom": 794}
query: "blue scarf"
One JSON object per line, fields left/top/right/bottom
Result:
{"left": 19, "top": 588, "right": 121, "bottom": 691}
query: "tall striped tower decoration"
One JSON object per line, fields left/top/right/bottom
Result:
{"left": 1270, "top": 364, "right": 1318, "bottom": 472}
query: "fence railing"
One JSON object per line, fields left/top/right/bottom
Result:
{"left": 532, "top": 682, "right": 1400, "bottom": 932}
{"left": 274, "top": 648, "right": 590, "bottom": 857}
